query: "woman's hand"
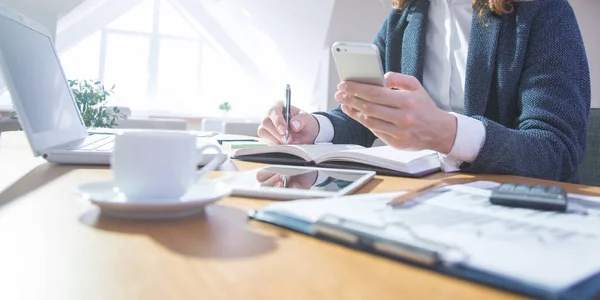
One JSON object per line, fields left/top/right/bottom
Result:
{"left": 256, "top": 169, "right": 318, "bottom": 190}
{"left": 257, "top": 100, "right": 320, "bottom": 145}
{"left": 335, "top": 72, "right": 457, "bottom": 154}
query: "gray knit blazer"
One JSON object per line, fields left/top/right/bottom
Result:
{"left": 315, "top": 0, "right": 591, "bottom": 183}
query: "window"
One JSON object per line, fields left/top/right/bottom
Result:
{"left": 0, "top": 0, "right": 335, "bottom": 118}
{"left": 59, "top": 0, "right": 264, "bottom": 118}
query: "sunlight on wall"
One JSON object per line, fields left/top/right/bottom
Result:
{"left": 199, "top": 0, "right": 335, "bottom": 113}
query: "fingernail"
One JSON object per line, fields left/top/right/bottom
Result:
{"left": 338, "top": 83, "right": 347, "bottom": 92}
{"left": 335, "top": 93, "right": 343, "bottom": 102}
{"left": 278, "top": 125, "right": 285, "bottom": 134}
{"left": 292, "top": 120, "right": 300, "bottom": 130}
{"left": 275, "top": 182, "right": 281, "bottom": 188}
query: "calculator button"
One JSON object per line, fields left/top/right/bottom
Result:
{"left": 546, "top": 186, "right": 565, "bottom": 194}
{"left": 530, "top": 185, "right": 547, "bottom": 194}
{"left": 514, "top": 184, "right": 530, "bottom": 193}
{"left": 555, "top": 193, "right": 566, "bottom": 200}
{"left": 498, "top": 184, "right": 516, "bottom": 192}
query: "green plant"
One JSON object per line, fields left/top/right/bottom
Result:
{"left": 218, "top": 101, "right": 232, "bottom": 113}
{"left": 10, "top": 79, "right": 126, "bottom": 129}
{"left": 68, "top": 79, "right": 126, "bottom": 128}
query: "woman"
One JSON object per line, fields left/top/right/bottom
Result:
{"left": 257, "top": 0, "right": 590, "bottom": 182}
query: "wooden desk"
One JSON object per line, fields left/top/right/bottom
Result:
{"left": 1, "top": 132, "right": 599, "bottom": 300}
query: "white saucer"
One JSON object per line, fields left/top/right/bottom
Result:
{"left": 76, "top": 180, "right": 232, "bottom": 220}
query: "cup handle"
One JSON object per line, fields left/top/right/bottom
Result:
{"left": 194, "top": 144, "right": 225, "bottom": 181}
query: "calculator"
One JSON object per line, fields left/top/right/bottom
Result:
{"left": 490, "top": 183, "right": 568, "bottom": 212}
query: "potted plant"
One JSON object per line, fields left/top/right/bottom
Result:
{"left": 68, "top": 79, "right": 127, "bottom": 128}
{"left": 218, "top": 101, "right": 232, "bottom": 116}
{"left": 11, "top": 79, "right": 126, "bottom": 129}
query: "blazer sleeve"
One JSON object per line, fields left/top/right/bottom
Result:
{"left": 462, "top": 1, "right": 591, "bottom": 182}
{"left": 312, "top": 11, "right": 395, "bottom": 147}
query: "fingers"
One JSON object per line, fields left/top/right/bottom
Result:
{"left": 289, "top": 111, "right": 312, "bottom": 133}
{"left": 372, "top": 131, "right": 396, "bottom": 143}
{"left": 258, "top": 129, "right": 282, "bottom": 145}
{"left": 340, "top": 104, "right": 360, "bottom": 118}
{"left": 260, "top": 175, "right": 283, "bottom": 187}
{"left": 340, "top": 104, "right": 397, "bottom": 134}
{"left": 257, "top": 119, "right": 283, "bottom": 145}
{"left": 256, "top": 171, "right": 277, "bottom": 182}
{"left": 336, "top": 92, "right": 403, "bottom": 124}
{"left": 259, "top": 101, "right": 317, "bottom": 145}
{"left": 289, "top": 182, "right": 303, "bottom": 189}
{"left": 337, "top": 81, "right": 411, "bottom": 109}
{"left": 258, "top": 101, "right": 287, "bottom": 144}
{"left": 269, "top": 100, "right": 287, "bottom": 135}
{"left": 384, "top": 72, "right": 421, "bottom": 91}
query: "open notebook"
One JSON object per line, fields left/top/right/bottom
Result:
{"left": 231, "top": 145, "right": 441, "bottom": 177}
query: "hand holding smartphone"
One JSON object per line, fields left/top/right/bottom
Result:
{"left": 331, "top": 42, "right": 385, "bottom": 87}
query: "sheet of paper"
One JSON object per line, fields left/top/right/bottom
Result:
{"left": 334, "top": 185, "right": 600, "bottom": 291}
{"left": 261, "top": 191, "right": 406, "bottom": 223}
{"left": 261, "top": 181, "right": 600, "bottom": 291}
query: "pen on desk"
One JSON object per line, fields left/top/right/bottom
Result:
{"left": 388, "top": 182, "right": 444, "bottom": 207}
{"left": 284, "top": 84, "right": 291, "bottom": 143}
{"left": 388, "top": 179, "right": 478, "bottom": 207}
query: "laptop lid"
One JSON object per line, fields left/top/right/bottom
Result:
{"left": 0, "top": 5, "right": 88, "bottom": 157}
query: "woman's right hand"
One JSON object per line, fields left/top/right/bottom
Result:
{"left": 257, "top": 100, "right": 320, "bottom": 145}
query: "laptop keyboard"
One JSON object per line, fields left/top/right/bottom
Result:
{"left": 68, "top": 135, "right": 114, "bottom": 151}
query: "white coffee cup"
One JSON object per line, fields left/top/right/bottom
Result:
{"left": 111, "top": 130, "right": 224, "bottom": 200}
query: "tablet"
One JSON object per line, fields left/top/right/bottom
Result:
{"left": 222, "top": 165, "right": 376, "bottom": 200}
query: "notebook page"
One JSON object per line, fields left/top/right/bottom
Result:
{"left": 298, "top": 144, "right": 364, "bottom": 161}
{"left": 314, "top": 146, "right": 439, "bottom": 171}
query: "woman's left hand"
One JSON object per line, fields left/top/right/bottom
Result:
{"left": 335, "top": 72, "right": 457, "bottom": 154}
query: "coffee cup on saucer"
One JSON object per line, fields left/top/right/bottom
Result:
{"left": 110, "top": 130, "right": 224, "bottom": 201}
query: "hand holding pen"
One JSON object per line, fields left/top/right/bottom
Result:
{"left": 256, "top": 84, "right": 322, "bottom": 145}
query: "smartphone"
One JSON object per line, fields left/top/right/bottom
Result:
{"left": 331, "top": 42, "right": 385, "bottom": 87}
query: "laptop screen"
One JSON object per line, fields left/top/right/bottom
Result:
{"left": 0, "top": 14, "right": 83, "bottom": 134}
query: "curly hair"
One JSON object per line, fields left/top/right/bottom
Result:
{"left": 392, "top": 0, "right": 525, "bottom": 17}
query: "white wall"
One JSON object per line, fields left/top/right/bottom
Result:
{"left": 0, "top": 0, "right": 84, "bottom": 39}
{"left": 0, "top": 0, "right": 57, "bottom": 37}
{"left": 194, "top": 0, "right": 336, "bottom": 115}
{"left": 323, "top": 0, "right": 392, "bottom": 110}
{"left": 570, "top": 0, "right": 600, "bottom": 108}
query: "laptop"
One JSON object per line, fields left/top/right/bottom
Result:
{"left": 0, "top": 4, "right": 225, "bottom": 165}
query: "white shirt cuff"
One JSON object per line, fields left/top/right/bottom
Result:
{"left": 439, "top": 113, "right": 486, "bottom": 172}
{"left": 313, "top": 114, "right": 334, "bottom": 144}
